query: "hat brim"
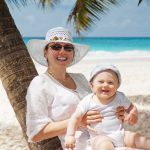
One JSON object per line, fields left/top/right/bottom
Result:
{"left": 27, "top": 39, "right": 89, "bottom": 67}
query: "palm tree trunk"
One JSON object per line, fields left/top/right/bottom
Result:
{"left": 0, "top": 0, "right": 62, "bottom": 149}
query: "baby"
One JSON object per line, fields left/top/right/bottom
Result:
{"left": 65, "top": 64, "right": 150, "bottom": 150}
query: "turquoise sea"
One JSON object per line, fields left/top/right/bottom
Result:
{"left": 23, "top": 37, "right": 150, "bottom": 52}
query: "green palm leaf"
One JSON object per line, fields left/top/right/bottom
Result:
{"left": 7, "top": 0, "right": 60, "bottom": 7}
{"left": 67, "top": 0, "right": 120, "bottom": 34}
{"left": 138, "top": 0, "right": 143, "bottom": 5}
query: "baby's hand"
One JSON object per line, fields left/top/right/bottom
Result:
{"left": 65, "top": 135, "right": 76, "bottom": 150}
{"left": 125, "top": 113, "right": 138, "bottom": 125}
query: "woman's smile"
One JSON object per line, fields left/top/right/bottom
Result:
{"left": 56, "top": 56, "right": 68, "bottom": 61}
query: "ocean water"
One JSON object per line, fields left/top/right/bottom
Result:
{"left": 23, "top": 37, "right": 150, "bottom": 52}
{"left": 24, "top": 37, "right": 150, "bottom": 60}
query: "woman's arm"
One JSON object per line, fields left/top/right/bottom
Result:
{"left": 81, "top": 107, "right": 125, "bottom": 127}
{"left": 32, "top": 107, "right": 87, "bottom": 143}
{"left": 32, "top": 119, "right": 69, "bottom": 142}
{"left": 30, "top": 106, "right": 126, "bottom": 143}
{"left": 26, "top": 76, "right": 70, "bottom": 142}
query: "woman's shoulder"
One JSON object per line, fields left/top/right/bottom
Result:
{"left": 30, "top": 73, "right": 47, "bottom": 84}
{"left": 28, "top": 73, "right": 53, "bottom": 90}
{"left": 70, "top": 73, "right": 87, "bottom": 81}
{"left": 70, "top": 73, "right": 91, "bottom": 93}
{"left": 70, "top": 72, "right": 84, "bottom": 77}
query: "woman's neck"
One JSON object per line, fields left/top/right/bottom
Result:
{"left": 47, "top": 66, "right": 76, "bottom": 90}
{"left": 47, "top": 66, "right": 68, "bottom": 81}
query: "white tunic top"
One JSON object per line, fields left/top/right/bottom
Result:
{"left": 26, "top": 72, "right": 91, "bottom": 149}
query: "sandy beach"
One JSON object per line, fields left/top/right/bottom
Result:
{"left": 0, "top": 51, "right": 150, "bottom": 149}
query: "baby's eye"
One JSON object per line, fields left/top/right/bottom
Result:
{"left": 108, "top": 81, "right": 114, "bottom": 84}
{"left": 98, "top": 81, "right": 104, "bottom": 84}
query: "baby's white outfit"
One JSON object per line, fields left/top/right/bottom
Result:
{"left": 26, "top": 72, "right": 91, "bottom": 150}
{"left": 77, "top": 92, "right": 131, "bottom": 147}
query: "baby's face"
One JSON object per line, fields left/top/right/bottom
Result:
{"left": 91, "top": 70, "right": 119, "bottom": 102}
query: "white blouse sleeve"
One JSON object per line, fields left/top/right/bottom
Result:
{"left": 26, "top": 75, "right": 53, "bottom": 142}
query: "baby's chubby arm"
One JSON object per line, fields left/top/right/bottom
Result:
{"left": 65, "top": 107, "right": 84, "bottom": 149}
{"left": 65, "top": 107, "right": 98, "bottom": 149}
{"left": 125, "top": 103, "right": 138, "bottom": 125}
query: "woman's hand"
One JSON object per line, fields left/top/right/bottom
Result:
{"left": 116, "top": 106, "right": 125, "bottom": 122}
{"left": 80, "top": 110, "right": 103, "bottom": 128}
{"left": 80, "top": 107, "right": 125, "bottom": 128}
{"left": 125, "top": 112, "right": 138, "bottom": 125}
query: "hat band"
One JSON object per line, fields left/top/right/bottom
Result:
{"left": 49, "top": 36, "right": 72, "bottom": 42}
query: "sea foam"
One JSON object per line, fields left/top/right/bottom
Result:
{"left": 84, "top": 50, "right": 150, "bottom": 61}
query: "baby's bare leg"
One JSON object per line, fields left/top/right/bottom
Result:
{"left": 91, "top": 135, "right": 114, "bottom": 150}
{"left": 124, "top": 131, "right": 150, "bottom": 150}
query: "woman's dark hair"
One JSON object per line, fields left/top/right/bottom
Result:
{"left": 45, "top": 44, "right": 49, "bottom": 50}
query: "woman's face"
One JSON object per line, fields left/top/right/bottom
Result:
{"left": 44, "top": 42, "right": 74, "bottom": 67}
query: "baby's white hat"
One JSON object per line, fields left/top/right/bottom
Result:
{"left": 89, "top": 64, "right": 121, "bottom": 86}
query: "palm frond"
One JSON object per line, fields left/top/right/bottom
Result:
{"left": 7, "top": 0, "right": 27, "bottom": 7}
{"left": 7, "top": 0, "right": 145, "bottom": 34}
{"left": 6, "top": 0, "right": 60, "bottom": 7}
{"left": 138, "top": 0, "right": 143, "bottom": 6}
{"left": 36, "top": 0, "right": 60, "bottom": 7}
{"left": 67, "top": 0, "right": 120, "bottom": 34}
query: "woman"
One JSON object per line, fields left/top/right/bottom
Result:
{"left": 26, "top": 27, "right": 126, "bottom": 150}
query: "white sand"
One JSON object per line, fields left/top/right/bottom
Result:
{"left": 0, "top": 51, "right": 150, "bottom": 149}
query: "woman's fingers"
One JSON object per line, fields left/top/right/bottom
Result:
{"left": 82, "top": 110, "right": 103, "bottom": 126}
{"left": 116, "top": 106, "right": 125, "bottom": 121}
{"left": 86, "top": 113, "right": 102, "bottom": 120}
{"left": 86, "top": 110, "right": 100, "bottom": 116}
{"left": 116, "top": 106, "right": 125, "bottom": 113}
{"left": 86, "top": 118, "right": 102, "bottom": 124}
{"left": 125, "top": 113, "right": 138, "bottom": 125}
{"left": 86, "top": 110, "right": 103, "bottom": 120}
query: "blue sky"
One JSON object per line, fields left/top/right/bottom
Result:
{"left": 7, "top": 0, "right": 150, "bottom": 37}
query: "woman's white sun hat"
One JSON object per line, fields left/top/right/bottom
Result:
{"left": 89, "top": 64, "right": 121, "bottom": 86}
{"left": 27, "top": 27, "right": 90, "bottom": 66}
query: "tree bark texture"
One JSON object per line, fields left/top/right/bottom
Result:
{"left": 0, "top": 0, "right": 62, "bottom": 149}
